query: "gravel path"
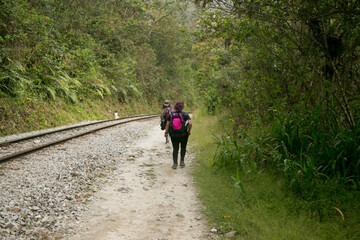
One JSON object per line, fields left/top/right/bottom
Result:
{"left": 0, "top": 118, "right": 216, "bottom": 240}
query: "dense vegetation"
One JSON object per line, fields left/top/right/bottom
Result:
{"left": 193, "top": 1, "right": 359, "bottom": 192}
{"left": 0, "top": 0, "right": 197, "bottom": 135}
{"left": 191, "top": 112, "right": 359, "bottom": 239}
{"left": 192, "top": 0, "right": 359, "bottom": 238}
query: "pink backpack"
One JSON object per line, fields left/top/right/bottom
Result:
{"left": 169, "top": 112, "right": 187, "bottom": 136}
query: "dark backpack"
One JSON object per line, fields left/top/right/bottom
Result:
{"left": 160, "top": 107, "right": 172, "bottom": 130}
{"left": 169, "top": 112, "right": 187, "bottom": 136}
{"left": 164, "top": 107, "right": 171, "bottom": 120}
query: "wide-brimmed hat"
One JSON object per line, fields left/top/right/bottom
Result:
{"left": 164, "top": 100, "right": 170, "bottom": 107}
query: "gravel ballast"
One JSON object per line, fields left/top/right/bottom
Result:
{"left": 0, "top": 118, "right": 157, "bottom": 239}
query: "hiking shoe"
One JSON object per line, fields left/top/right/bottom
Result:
{"left": 180, "top": 161, "right": 185, "bottom": 168}
{"left": 172, "top": 163, "right": 178, "bottom": 169}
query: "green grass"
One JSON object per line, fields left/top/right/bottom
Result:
{"left": 0, "top": 94, "right": 159, "bottom": 137}
{"left": 190, "top": 110, "right": 360, "bottom": 240}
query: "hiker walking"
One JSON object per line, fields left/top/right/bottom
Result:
{"left": 164, "top": 101, "right": 192, "bottom": 169}
{"left": 160, "top": 100, "right": 172, "bottom": 144}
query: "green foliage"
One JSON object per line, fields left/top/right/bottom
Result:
{"left": 269, "top": 108, "right": 360, "bottom": 189}
{"left": 192, "top": 112, "right": 360, "bottom": 240}
{"left": 193, "top": 0, "right": 360, "bottom": 193}
{"left": 0, "top": 59, "right": 30, "bottom": 96}
{"left": 0, "top": 0, "right": 197, "bottom": 107}
{"left": 213, "top": 132, "right": 259, "bottom": 175}
{"left": 212, "top": 109, "right": 360, "bottom": 197}
{"left": 194, "top": 0, "right": 360, "bottom": 121}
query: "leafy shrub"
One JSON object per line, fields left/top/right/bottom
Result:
{"left": 213, "top": 130, "right": 264, "bottom": 176}
{"left": 212, "top": 106, "right": 360, "bottom": 197}
{"left": 270, "top": 109, "right": 360, "bottom": 189}
{"left": 0, "top": 0, "right": 197, "bottom": 107}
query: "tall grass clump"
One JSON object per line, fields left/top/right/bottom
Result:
{"left": 213, "top": 105, "right": 360, "bottom": 193}
{"left": 212, "top": 129, "right": 267, "bottom": 193}
{"left": 269, "top": 108, "right": 360, "bottom": 192}
{"left": 192, "top": 110, "right": 360, "bottom": 239}
{"left": 209, "top": 105, "right": 360, "bottom": 233}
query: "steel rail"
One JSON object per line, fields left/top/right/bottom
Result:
{"left": 0, "top": 114, "right": 149, "bottom": 147}
{"left": 0, "top": 114, "right": 158, "bottom": 164}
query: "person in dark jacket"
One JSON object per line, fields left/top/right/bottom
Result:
{"left": 160, "top": 100, "right": 172, "bottom": 143}
{"left": 164, "top": 101, "right": 192, "bottom": 169}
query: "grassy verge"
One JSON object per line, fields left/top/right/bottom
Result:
{"left": 190, "top": 110, "right": 359, "bottom": 240}
{"left": 0, "top": 94, "right": 159, "bottom": 137}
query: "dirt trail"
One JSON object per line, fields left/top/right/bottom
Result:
{"left": 67, "top": 122, "right": 215, "bottom": 240}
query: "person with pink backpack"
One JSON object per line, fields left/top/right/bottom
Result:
{"left": 164, "top": 101, "right": 192, "bottom": 169}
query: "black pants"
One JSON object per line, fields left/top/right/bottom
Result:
{"left": 170, "top": 135, "right": 189, "bottom": 163}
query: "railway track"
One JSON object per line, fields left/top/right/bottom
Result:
{"left": 0, "top": 114, "right": 159, "bottom": 163}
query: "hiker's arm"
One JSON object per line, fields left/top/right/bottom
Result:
{"left": 164, "top": 121, "right": 170, "bottom": 137}
{"left": 188, "top": 119, "right": 192, "bottom": 136}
